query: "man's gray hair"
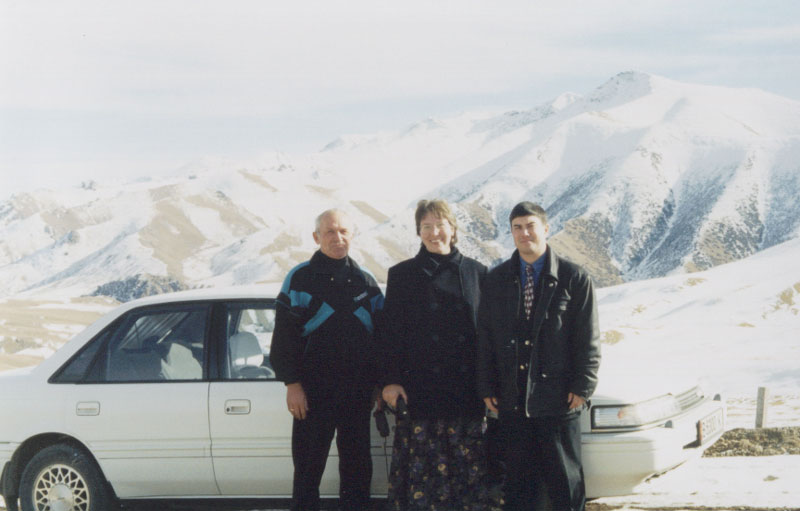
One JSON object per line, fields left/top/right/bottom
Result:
{"left": 315, "top": 208, "right": 351, "bottom": 233}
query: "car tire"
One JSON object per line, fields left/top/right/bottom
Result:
{"left": 19, "top": 444, "right": 117, "bottom": 511}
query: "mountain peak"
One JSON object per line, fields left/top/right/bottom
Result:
{"left": 551, "top": 91, "right": 582, "bottom": 111}
{"left": 587, "top": 71, "right": 658, "bottom": 105}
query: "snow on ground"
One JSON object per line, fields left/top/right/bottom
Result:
{"left": 597, "top": 236, "right": 800, "bottom": 430}
{"left": 593, "top": 455, "right": 800, "bottom": 509}
{"left": 726, "top": 393, "right": 800, "bottom": 429}
{"left": 582, "top": 237, "right": 800, "bottom": 508}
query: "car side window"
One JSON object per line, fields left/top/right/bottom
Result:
{"left": 223, "top": 304, "right": 276, "bottom": 380}
{"left": 50, "top": 330, "right": 110, "bottom": 383}
{"left": 91, "top": 305, "right": 208, "bottom": 383}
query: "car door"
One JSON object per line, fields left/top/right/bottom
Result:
{"left": 58, "top": 303, "right": 217, "bottom": 498}
{"left": 208, "top": 301, "right": 391, "bottom": 497}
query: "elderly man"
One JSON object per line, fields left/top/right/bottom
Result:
{"left": 270, "top": 209, "right": 383, "bottom": 511}
{"left": 477, "top": 202, "right": 601, "bottom": 511}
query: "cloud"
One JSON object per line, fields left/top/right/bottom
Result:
{"left": 3, "top": 1, "right": 799, "bottom": 115}
{"left": 1, "top": 0, "right": 800, "bottom": 198}
{"left": 2, "top": 2, "right": 560, "bottom": 114}
{"left": 706, "top": 24, "right": 800, "bottom": 47}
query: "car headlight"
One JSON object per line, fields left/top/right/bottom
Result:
{"left": 592, "top": 394, "right": 682, "bottom": 430}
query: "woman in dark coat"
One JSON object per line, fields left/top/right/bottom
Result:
{"left": 381, "top": 199, "right": 498, "bottom": 511}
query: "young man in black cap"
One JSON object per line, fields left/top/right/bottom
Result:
{"left": 477, "top": 202, "right": 601, "bottom": 511}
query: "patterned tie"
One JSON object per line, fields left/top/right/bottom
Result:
{"left": 524, "top": 264, "right": 535, "bottom": 320}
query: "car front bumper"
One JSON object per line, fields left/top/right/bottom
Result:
{"left": 583, "top": 398, "right": 726, "bottom": 498}
{"left": 0, "top": 442, "right": 17, "bottom": 501}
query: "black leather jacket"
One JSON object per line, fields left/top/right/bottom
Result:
{"left": 477, "top": 247, "right": 600, "bottom": 417}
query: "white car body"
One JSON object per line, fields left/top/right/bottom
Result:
{"left": 0, "top": 285, "right": 725, "bottom": 510}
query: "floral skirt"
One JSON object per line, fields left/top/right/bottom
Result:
{"left": 387, "top": 416, "right": 502, "bottom": 511}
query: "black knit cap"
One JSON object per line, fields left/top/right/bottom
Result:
{"left": 508, "top": 201, "right": 547, "bottom": 225}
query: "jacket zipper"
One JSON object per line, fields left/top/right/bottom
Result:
{"left": 517, "top": 274, "right": 532, "bottom": 418}
{"left": 513, "top": 276, "right": 521, "bottom": 410}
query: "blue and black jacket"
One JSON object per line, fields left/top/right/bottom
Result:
{"left": 270, "top": 250, "right": 384, "bottom": 397}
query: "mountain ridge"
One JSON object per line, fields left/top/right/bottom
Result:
{"left": 1, "top": 71, "right": 799, "bottom": 297}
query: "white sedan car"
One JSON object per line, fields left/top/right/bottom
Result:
{"left": 0, "top": 285, "right": 725, "bottom": 511}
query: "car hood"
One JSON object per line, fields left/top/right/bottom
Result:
{"left": 591, "top": 364, "right": 706, "bottom": 405}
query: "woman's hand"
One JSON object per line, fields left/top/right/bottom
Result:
{"left": 382, "top": 384, "right": 408, "bottom": 409}
{"left": 483, "top": 396, "right": 499, "bottom": 414}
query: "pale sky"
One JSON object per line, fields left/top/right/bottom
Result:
{"left": 1, "top": 0, "right": 799, "bottom": 199}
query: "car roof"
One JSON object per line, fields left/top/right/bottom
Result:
{"left": 122, "top": 283, "right": 283, "bottom": 308}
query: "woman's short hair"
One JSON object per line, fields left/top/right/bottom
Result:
{"left": 415, "top": 199, "right": 458, "bottom": 246}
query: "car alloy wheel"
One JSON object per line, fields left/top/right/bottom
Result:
{"left": 19, "top": 444, "right": 115, "bottom": 511}
{"left": 32, "top": 463, "right": 90, "bottom": 511}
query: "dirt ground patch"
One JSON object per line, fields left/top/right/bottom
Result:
{"left": 703, "top": 427, "right": 800, "bottom": 457}
{"left": 0, "top": 353, "right": 41, "bottom": 371}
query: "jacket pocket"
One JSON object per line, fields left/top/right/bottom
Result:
{"left": 529, "top": 374, "right": 570, "bottom": 415}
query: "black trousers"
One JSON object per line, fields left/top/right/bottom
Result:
{"left": 290, "top": 398, "right": 373, "bottom": 511}
{"left": 498, "top": 411, "right": 585, "bottom": 511}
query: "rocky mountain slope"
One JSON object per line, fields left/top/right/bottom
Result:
{"left": 1, "top": 71, "right": 798, "bottom": 298}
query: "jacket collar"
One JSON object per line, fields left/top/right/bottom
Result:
{"left": 414, "top": 244, "right": 463, "bottom": 277}
{"left": 543, "top": 246, "right": 559, "bottom": 282}
{"left": 310, "top": 250, "right": 352, "bottom": 274}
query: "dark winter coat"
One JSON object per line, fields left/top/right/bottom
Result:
{"left": 477, "top": 247, "right": 601, "bottom": 417}
{"left": 270, "top": 250, "right": 384, "bottom": 402}
{"left": 381, "top": 246, "right": 488, "bottom": 419}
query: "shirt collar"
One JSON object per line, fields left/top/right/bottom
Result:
{"left": 519, "top": 251, "right": 547, "bottom": 284}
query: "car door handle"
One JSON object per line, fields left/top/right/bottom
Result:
{"left": 76, "top": 401, "right": 100, "bottom": 416}
{"left": 224, "top": 399, "right": 251, "bottom": 415}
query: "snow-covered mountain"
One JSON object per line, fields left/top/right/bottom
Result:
{"left": 427, "top": 72, "right": 800, "bottom": 285}
{"left": 1, "top": 71, "right": 799, "bottom": 298}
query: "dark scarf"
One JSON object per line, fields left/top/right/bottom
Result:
{"left": 416, "top": 244, "right": 462, "bottom": 278}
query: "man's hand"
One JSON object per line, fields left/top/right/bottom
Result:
{"left": 484, "top": 396, "right": 499, "bottom": 414}
{"left": 381, "top": 384, "right": 408, "bottom": 409}
{"left": 567, "top": 392, "right": 585, "bottom": 410}
{"left": 286, "top": 382, "right": 309, "bottom": 420}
